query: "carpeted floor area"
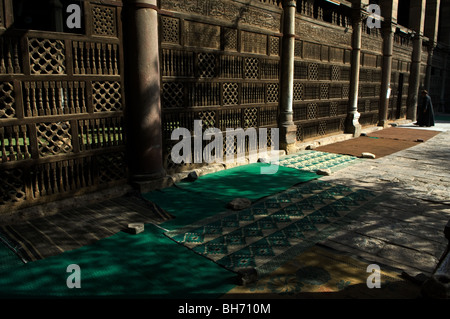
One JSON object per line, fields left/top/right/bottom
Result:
{"left": 144, "top": 163, "right": 320, "bottom": 231}
{"left": 315, "top": 127, "right": 441, "bottom": 158}
{"left": 367, "top": 127, "right": 441, "bottom": 142}
{"left": 0, "top": 194, "right": 172, "bottom": 262}
{"left": 165, "top": 180, "right": 382, "bottom": 277}
{"left": 0, "top": 224, "right": 237, "bottom": 298}
{"left": 316, "top": 127, "right": 440, "bottom": 158}
{"left": 277, "top": 151, "right": 361, "bottom": 173}
{"left": 315, "top": 137, "right": 418, "bottom": 158}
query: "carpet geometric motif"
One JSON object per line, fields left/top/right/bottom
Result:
{"left": 277, "top": 151, "right": 361, "bottom": 173}
{"left": 165, "top": 180, "right": 380, "bottom": 276}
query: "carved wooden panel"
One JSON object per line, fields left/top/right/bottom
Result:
{"left": 185, "top": 21, "right": 221, "bottom": 49}
{"left": 160, "top": 0, "right": 281, "bottom": 32}
{"left": 303, "top": 42, "right": 321, "bottom": 61}
{"left": 241, "top": 31, "right": 267, "bottom": 55}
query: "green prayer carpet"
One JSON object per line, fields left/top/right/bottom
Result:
{"left": 0, "top": 224, "right": 236, "bottom": 298}
{"left": 144, "top": 163, "right": 319, "bottom": 231}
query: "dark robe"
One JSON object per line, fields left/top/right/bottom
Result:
{"left": 417, "top": 94, "right": 435, "bottom": 127}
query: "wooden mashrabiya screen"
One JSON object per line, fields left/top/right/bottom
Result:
{"left": 0, "top": 0, "right": 127, "bottom": 213}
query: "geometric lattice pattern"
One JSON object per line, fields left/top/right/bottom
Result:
{"left": 28, "top": 38, "right": 66, "bottom": 74}
{"left": 0, "top": 168, "right": 26, "bottom": 204}
{"left": 36, "top": 122, "right": 73, "bottom": 156}
{"left": 197, "top": 52, "right": 216, "bottom": 78}
{"left": 92, "top": 5, "right": 116, "bottom": 36}
{"left": 342, "top": 85, "right": 349, "bottom": 99}
{"left": 307, "top": 103, "right": 318, "bottom": 120}
{"left": 162, "top": 82, "right": 184, "bottom": 108}
{"left": 319, "top": 121, "right": 326, "bottom": 136}
{"left": 223, "top": 134, "right": 238, "bottom": 157}
{"left": 162, "top": 16, "right": 180, "bottom": 44}
{"left": 245, "top": 57, "right": 259, "bottom": 79}
{"left": 166, "top": 179, "right": 377, "bottom": 276}
{"left": 308, "top": 63, "right": 318, "bottom": 80}
{"left": 223, "top": 28, "right": 238, "bottom": 51}
{"left": 223, "top": 83, "right": 239, "bottom": 105}
{"left": 270, "top": 36, "right": 280, "bottom": 56}
{"left": 198, "top": 110, "right": 216, "bottom": 129}
{"left": 278, "top": 151, "right": 361, "bottom": 173}
{"left": 267, "top": 83, "right": 279, "bottom": 103}
{"left": 97, "top": 152, "right": 127, "bottom": 184}
{"left": 320, "top": 83, "right": 329, "bottom": 100}
{"left": 0, "top": 2, "right": 127, "bottom": 213}
{"left": 293, "top": 83, "right": 304, "bottom": 101}
{"left": 92, "top": 81, "right": 123, "bottom": 112}
{"left": 330, "top": 102, "right": 338, "bottom": 117}
{"left": 331, "top": 65, "right": 341, "bottom": 81}
{"left": 0, "top": 81, "right": 15, "bottom": 118}
{"left": 296, "top": 124, "right": 304, "bottom": 141}
{"left": 243, "top": 107, "right": 258, "bottom": 129}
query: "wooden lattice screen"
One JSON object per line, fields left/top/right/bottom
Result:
{"left": 389, "top": 31, "right": 413, "bottom": 120}
{"left": 0, "top": 0, "right": 127, "bottom": 213}
{"left": 159, "top": 0, "right": 282, "bottom": 173}
{"left": 293, "top": 5, "right": 353, "bottom": 141}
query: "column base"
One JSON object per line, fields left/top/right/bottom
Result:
{"left": 279, "top": 123, "right": 297, "bottom": 154}
{"left": 344, "top": 112, "right": 362, "bottom": 137}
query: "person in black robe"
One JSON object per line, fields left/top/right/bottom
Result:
{"left": 416, "top": 90, "right": 435, "bottom": 127}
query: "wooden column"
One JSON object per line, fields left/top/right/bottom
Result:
{"left": 278, "top": 0, "right": 297, "bottom": 154}
{"left": 124, "top": 0, "right": 165, "bottom": 182}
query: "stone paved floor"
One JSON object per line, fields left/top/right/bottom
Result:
{"left": 315, "top": 122, "right": 450, "bottom": 278}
